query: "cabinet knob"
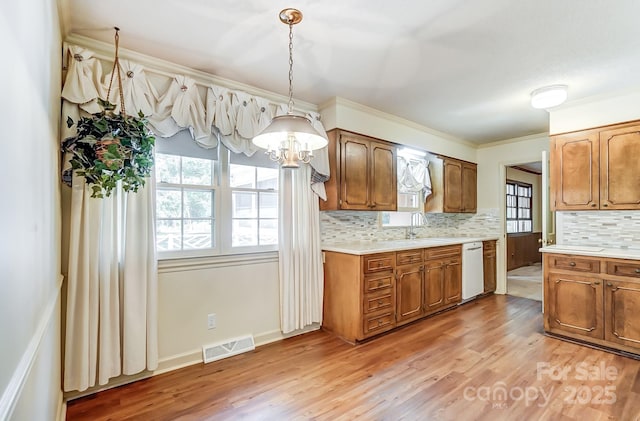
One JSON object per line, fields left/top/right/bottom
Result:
{"left": 591, "top": 203, "right": 596, "bottom": 207}
{"left": 378, "top": 320, "right": 383, "bottom": 326}
{"left": 569, "top": 262, "right": 576, "bottom": 266}
{"left": 377, "top": 299, "right": 384, "bottom": 305}
{"left": 607, "top": 282, "right": 613, "bottom": 287}
{"left": 603, "top": 203, "right": 608, "bottom": 207}
{"left": 593, "top": 281, "right": 600, "bottom": 285}
{"left": 635, "top": 269, "right": 640, "bottom": 274}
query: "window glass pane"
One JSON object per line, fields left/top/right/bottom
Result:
{"left": 156, "top": 220, "right": 181, "bottom": 251}
{"left": 183, "top": 220, "right": 212, "bottom": 249}
{"left": 182, "top": 157, "right": 213, "bottom": 186}
{"left": 233, "top": 192, "right": 257, "bottom": 218}
{"left": 506, "top": 221, "right": 517, "bottom": 233}
{"left": 232, "top": 219, "right": 258, "bottom": 247}
{"left": 257, "top": 167, "right": 278, "bottom": 190}
{"left": 156, "top": 153, "right": 180, "bottom": 184}
{"left": 259, "top": 219, "right": 278, "bottom": 245}
{"left": 230, "top": 164, "right": 256, "bottom": 188}
{"left": 156, "top": 189, "right": 182, "bottom": 218}
{"left": 184, "top": 190, "right": 212, "bottom": 218}
{"left": 259, "top": 192, "right": 278, "bottom": 218}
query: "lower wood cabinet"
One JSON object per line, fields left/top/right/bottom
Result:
{"left": 323, "top": 245, "right": 462, "bottom": 343}
{"left": 483, "top": 240, "right": 497, "bottom": 293}
{"left": 544, "top": 253, "right": 640, "bottom": 355}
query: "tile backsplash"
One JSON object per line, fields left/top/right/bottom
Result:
{"left": 320, "top": 208, "right": 500, "bottom": 244}
{"left": 557, "top": 211, "right": 640, "bottom": 250}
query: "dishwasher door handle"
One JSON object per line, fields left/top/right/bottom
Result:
{"left": 466, "top": 247, "right": 482, "bottom": 251}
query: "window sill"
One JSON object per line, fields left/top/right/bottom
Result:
{"left": 158, "top": 251, "right": 279, "bottom": 273}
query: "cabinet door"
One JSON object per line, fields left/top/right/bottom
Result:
{"left": 340, "top": 135, "right": 370, "bottom": 210}
{"left": 551, "top": 132, "right": 599, "bottom": 210}
{"left": 370, "top": 141, "right": 397, "bottom": 211}
{"left": 600, "top": 125, "right": 640, "bottom": 210}
{"left": 604, "top": 279, "right": 640, "bottom": 349}
{"left": 461, "top": 162, "right": 477, "bottom": 213}
{"left": 444, "top": 258, "right": 462, "bottom": 304}
{"left": 443, "top": 159, "right": 462, "bottom": 212}
{"left": 424, "top": 260, "right": 445, "bottom": 313}
{"left": 483, "top": 247, "right": 497, "bottom": 293}
{"left": 396, "top": 265, "right": 424, "bottom": 324}
{"left": 546, "top": 272, "right": 603, "bottom": 339}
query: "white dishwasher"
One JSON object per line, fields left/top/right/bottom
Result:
{"left": 462, "top": 241, "right": 484, "bottom": 301}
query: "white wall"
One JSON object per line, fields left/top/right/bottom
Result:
{"left": 156, "top": 258, "right": 284, "bottom": 369}
{"left": 549, "top": 89, "right": 640, "bottom": 134}
{"left": 0, "top": 0, "right": 63, "bottom": 419}
{"left": 506, "top": 167, "right": 542, "bottom": 233}
{"left": 477, "top": 133, "right": 550, "bottom": 293}
{"left": 320, "top": 97, "right": 477, "bottom": 163}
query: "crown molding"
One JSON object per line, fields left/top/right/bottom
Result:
{"left": 477, "top": 132, "right": 549, "bottom": 149}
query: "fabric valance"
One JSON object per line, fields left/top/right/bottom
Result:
{"left": 61, "top": 44, "right": 330, "bottom": 196}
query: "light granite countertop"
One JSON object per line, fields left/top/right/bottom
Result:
{"left": 321, "top": 236, "right": 500, "bottom": 255}
{"left": 540, "top": 245, "right": 640, "bottom": 260}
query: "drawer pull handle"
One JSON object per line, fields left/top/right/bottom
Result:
{"left": 569, "top": 262, "right": 576, "bottom": 266}
{"left": 377, "top": 299, "right": 384, "bottom": 305}
{"left": 603, "top": 203, "right": 608, "bottom": 207}
{"left": 635, "top": 269, "right": 640, "bottom": 274}
{"left": 378, "top": 320, "right": 383, "bottom": 325}
{"left": 593, "top": 281, "right": 600, "bottom": 285}
{"left": 591, "top": 203, "right": 596, "bottom": 207}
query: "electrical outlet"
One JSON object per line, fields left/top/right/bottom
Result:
{"left": 207, "top": 313, "right": 216, "bottom": 330}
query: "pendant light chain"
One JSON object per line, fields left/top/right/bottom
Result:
{"left": 287, "top": 21, "right": 295, "bottom": 114}
{"left": 106, "top": 27, "right": 127, "bottom": 116}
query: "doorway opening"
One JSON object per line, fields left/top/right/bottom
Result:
{"left": 505, "top": 163, "right": 543, "bottom": 301}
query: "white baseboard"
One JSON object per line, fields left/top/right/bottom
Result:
{"left": 65, "top": 324, "right": 322, "bottom": 402}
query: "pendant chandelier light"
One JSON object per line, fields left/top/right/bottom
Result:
{"left": 251, "top": 8, "right": 328, "bottom": 169}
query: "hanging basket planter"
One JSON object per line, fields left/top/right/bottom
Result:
{"left": 63, "top": 100, "right": 155, "bottom": 198}
{"left": 62, "top": 28, "right": 155, "bottom": 198}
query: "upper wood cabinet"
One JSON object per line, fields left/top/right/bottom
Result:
{"left": 320, "top": 129, "right": 397, "bottom": 211}
{"left": 551, "top": 121, "right": 640, "bottom": 211}
{"left": 425, "top": 157, "right": 477, "bottom": 213}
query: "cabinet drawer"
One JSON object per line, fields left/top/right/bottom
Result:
{"left": 424, "top": 245, "right": 461, "bottom": 260}
{"left": 483, "top": 241, "right": 496, "bottom": 253}
{"left": 363, "top": 290, "right": 393, "bottom": 313}
{"left": 396, "top": 249, "right": 423, "bottom": 266}
{"left": 606, "top": 260, "right": 640, "bottom": 278}
{"left": 364, "top": 273, "right": 394, "bottom": 293}
{"left": 363, "top": 253, "right": 395, "bottom": 274}
{"left": 363, "top": 311, "right": 394, "bottom": 336}
{"left": 547, "top": 254, "right": 600, "bottom": 273}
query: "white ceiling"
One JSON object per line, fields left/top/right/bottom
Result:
{"left": 63, "top": 0, "right": 640, "bottom": 144}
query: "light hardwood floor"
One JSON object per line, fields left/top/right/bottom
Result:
{"left": 66, "top": 295, "right": 640, "bottom": 420}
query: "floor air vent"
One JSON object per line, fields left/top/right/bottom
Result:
{"left": 202, "top": 335, "right": 255, "bottom": 364}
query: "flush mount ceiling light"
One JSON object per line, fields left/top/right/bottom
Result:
{"left": 530, "top": 85, "right": 568, "bottom": 109}
{"left": 252, "top": 8, "right": 327, "bottom": 169}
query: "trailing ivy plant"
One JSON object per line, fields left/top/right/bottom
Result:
{"left": 62, "top": 99, "right": 155, "bottom": 198}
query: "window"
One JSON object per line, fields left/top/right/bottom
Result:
{"left": 506, "top": 180, "right": 532, "bottom": 233}
{"left": 155, "top": 131, "right": 278, "bottom": 258}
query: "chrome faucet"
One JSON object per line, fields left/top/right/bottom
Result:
{"left": 406, "top": 211, "right": 426, "bottom": 239}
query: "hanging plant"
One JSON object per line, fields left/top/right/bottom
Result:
{"left": 62, "top": 28, "right": 155, "bottom": 198}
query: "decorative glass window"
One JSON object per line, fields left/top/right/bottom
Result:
{"left": 506, "top": 180, "right": 532, "bottom": 233}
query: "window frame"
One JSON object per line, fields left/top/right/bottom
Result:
{"left": 506, "top": 179, "right": 533, "bottom": 234}
{"left": 155, "top": 144, "right": 279, "bottom": 260}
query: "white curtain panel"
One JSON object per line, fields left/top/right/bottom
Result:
{"left": 64, "top": 176, "right": 158, "bottom": 392}
{"left": 279, "top": 165, "right": 324, "bottom": 333}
